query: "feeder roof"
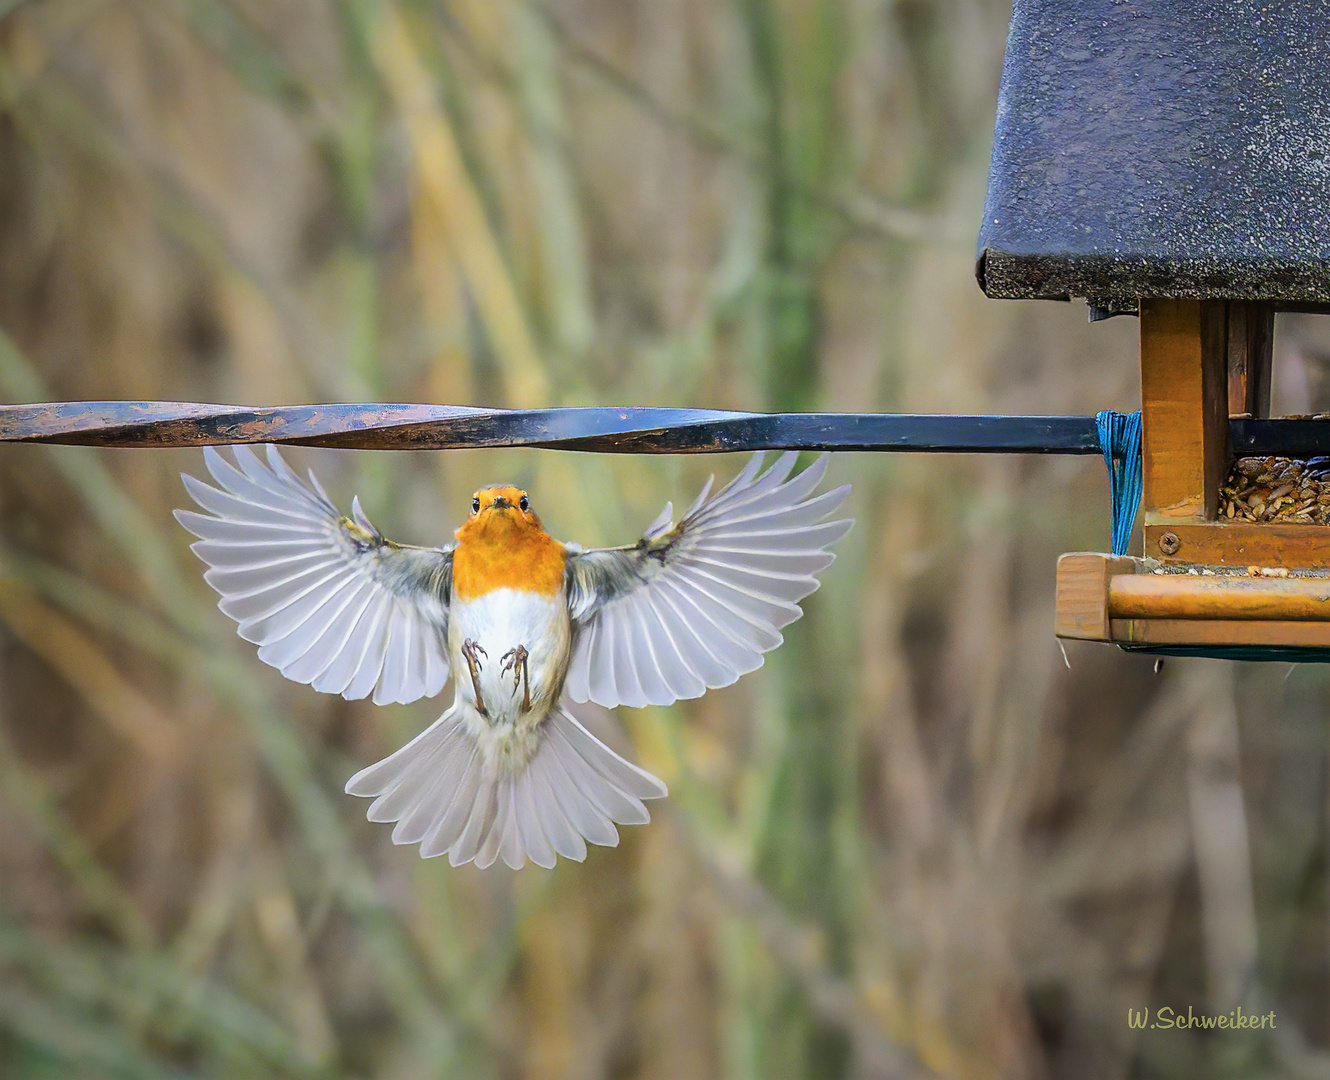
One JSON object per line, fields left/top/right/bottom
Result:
{"left": 976, "top": 1, "right": 1330, "bottom": 310}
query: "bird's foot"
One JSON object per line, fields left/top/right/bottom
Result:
{"left": 462, "top": 638, "right": 488, "bottom": 717}
{"left": 500, "top": 646, "right": 530, "bottom": 712}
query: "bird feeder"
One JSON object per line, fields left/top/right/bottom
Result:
{"left": 977, "top": 1, "right": 1330, "bottom": 658}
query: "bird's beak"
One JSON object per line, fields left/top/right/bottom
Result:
{"left": 489, "top": 496, "right": 512, "bottom": 510}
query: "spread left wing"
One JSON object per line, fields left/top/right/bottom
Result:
{"left": 176, "top": 446, "right": 453, "bottom": 705}
{"left": 563, "top": 453, "right": 851, "bottom": 709}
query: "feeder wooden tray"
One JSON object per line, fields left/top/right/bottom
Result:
{"left": 1056, "top": 554, "right": 1330, "bottom": 648}
{"left": 1054, "top": 299, "right": 1330, "bottom": 652}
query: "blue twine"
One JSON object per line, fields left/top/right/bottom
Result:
{"left": 1095, "top": 410, "right": 1142, "bottom": 556}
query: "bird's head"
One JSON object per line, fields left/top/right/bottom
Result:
{"left": 458, "top": 485, "right": 542, "bottom": 539}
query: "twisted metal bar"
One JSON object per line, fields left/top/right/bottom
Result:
{"left": 0, "top": 402, "right": 1102, "bottom": 453}
{"left": 0, "top": 401, "right": 1321, "bottom": 455}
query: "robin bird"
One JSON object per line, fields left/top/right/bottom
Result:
{"left": 176, "top": 447, "right": 851, "bottom": 869}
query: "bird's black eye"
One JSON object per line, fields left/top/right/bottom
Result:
{"left": 519, "top": 494, "right": 529, "bottom": 511}
{"left": 472, "top": 496, "right": 481, "bottom": 514}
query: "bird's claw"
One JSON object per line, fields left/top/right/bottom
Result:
{"left": 462, "top": 638, "right": 488, "bottom": 717}
{"left": 499, "top": 645, "right": 526, "bottom": 681}
{"left": 500, "top": 646, "right": 530, "bottom": 711}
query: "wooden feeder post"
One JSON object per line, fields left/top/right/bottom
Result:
{"left": 977, "top": 3, "right": 1330, "bottom": 657}
{"left": 1139, "top": 299, "right": 1230, "bottom": 539}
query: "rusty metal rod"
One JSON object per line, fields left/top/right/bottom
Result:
{"left": 0, "top": 402, "right": 1324, "bottom": 455}
{"left": 0, "top": 402, "right": 1104, "bottom": 453}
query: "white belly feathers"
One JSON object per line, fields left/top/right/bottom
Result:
{"left": 448, "top": 588, "right": 571, "bottom": 728}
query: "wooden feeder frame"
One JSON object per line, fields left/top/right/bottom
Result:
{"left": 1055, "top": 300, "right": 1330, "bottom": 653}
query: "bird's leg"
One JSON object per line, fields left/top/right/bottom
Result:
{"left": 500, "top": 645, "right": 531, "bottom": 712}
{"left": 462, "top": 639, "right": 488, "bottom": 717}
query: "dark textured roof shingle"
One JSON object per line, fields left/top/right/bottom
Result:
{"left": 977, "top": 0, "right": 1330, "bottom": 306}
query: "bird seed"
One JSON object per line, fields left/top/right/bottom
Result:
{"left": 1220, "top": 457, "right": 1330, "bottom": 525}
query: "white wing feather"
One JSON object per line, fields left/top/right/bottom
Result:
{"left": 175, "top": 445, "right": 452, "bottom": 706}
{"left": 565, "top": 452, "right": 851, "bottom": 709}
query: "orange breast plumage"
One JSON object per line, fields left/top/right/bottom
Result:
{"left": 452, "top": 508, "right": 567, "bottom": 601}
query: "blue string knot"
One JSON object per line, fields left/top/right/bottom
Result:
{"left": 1095, "top": 410, "right": 1142, "bottom": 557}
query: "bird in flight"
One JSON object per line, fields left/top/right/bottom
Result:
{"left": 176, "top": 447, "right": 851, "bottom": 869}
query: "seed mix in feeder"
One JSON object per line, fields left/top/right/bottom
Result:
{"left": 1220, "top": 455, "right": 1330, "bottom": 524}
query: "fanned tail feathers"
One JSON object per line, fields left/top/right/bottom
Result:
{"left": 345, "top": 705, "right": 667, "bottom": 868}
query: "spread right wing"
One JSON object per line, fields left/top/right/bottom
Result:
{"left": 563, "top": 453, "right": 851, "bottom": 709}
{"left": 176, "top": 446, "right": 453, "bottom": 706}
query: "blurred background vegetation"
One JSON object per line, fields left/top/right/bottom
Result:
{"left": 2, "top": 1, "right": 1330, "bottom": 1078}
